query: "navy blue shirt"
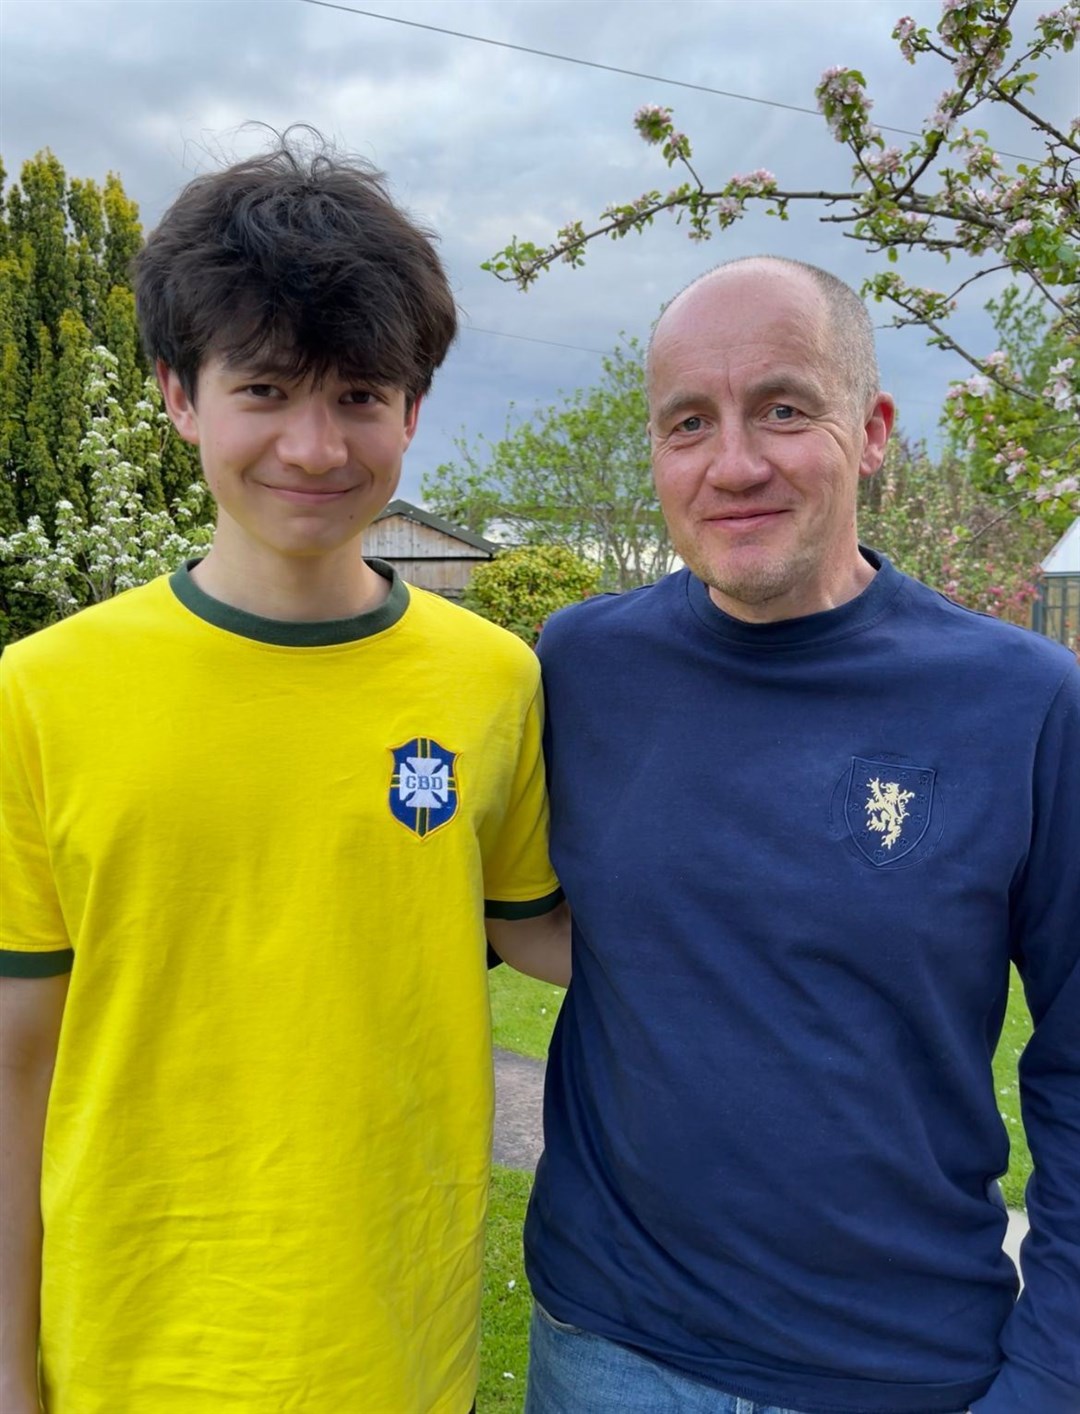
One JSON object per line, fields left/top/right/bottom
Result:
{"left": 528, "top": 555, "right": 1080, "bottom": 1414}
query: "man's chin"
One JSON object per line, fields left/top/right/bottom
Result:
{"left": 683, "top": 549, "right": 796, "bottom": 610}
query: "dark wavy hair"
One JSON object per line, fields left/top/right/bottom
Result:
{"left": 134, "top": 129, "right": 457, "bottom": 407}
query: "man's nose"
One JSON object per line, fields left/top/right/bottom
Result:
{"left": 277, "top": 401, "right": 348, "bottom": 475}
{"left": 703, "top": 421, "right": 772, "bottom": 493}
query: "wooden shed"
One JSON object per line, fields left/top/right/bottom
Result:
{"left": 364, "top": 500, "right": 497, "bottom": 599}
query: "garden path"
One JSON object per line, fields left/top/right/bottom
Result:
{"left": 492, "top": 1047, "right": 1030, "bottom": 1274}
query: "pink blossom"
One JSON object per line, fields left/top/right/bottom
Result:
{"left": 866, "top": 146, "right": 903, "bottom": 175}
{"left": 634, "top": 105, "right": 672, "bottom": 144}
{"left": 894, "top": 15, "right": 918, "bottom": 60}
{"left": 730, "top": 169, "right": 776, "bottom": 194}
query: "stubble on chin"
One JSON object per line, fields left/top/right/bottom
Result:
{"left": 678, "top": 533, "right": 808, "bottom": 611}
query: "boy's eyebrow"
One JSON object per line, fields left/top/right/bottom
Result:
{"left": 219, "top": 350, "right": 299, "bottom": 379}
{"left": 217, "top": 351, "right": 393, "bottom": 390}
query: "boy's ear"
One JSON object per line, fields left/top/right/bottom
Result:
{"left": 402, "top": 394, "right": 422, "bottom": 450}
{"left": 157, "top": 361, "right": 200, "bottom": 446}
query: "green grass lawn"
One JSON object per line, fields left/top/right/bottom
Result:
{"left": 479, "top": 963, "right": 1034, "bottom": 1407}
{"left": 489, "top": 965, "right": 565, "bottom": 1060}
{"left": 487, "top": 964, "right": 1032, "bottom": 1202}
{"left": 478, "top": 1166, "right": 534, "bottom": 1412}
{"left": 992, "top": 965, "right": 1033, "bottom": 1208}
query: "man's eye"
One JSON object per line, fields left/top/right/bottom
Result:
{"left": 768, "top": 405, "right": 799, "bottom": 422}
{"left": 678, "top": 415, "right": 703, "bottom": 433}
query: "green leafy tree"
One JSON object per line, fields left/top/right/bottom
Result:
{"left": 0, "top": 345, "right": 213, "bottom": 635}
{"left": 485, "top": 0, "right": 1078, "bottom": 518}
{"left": 53, "top": 309, "right": 93, "bottom": 517}
{"left": 943, "top": 284, "right": 1078, "bottom": 525}
{"left": 859, "top": 437, "right": 1053, "bottom": 623}
{"left": 424, "top": 339, "right": 673, "bottom": 590}
{"left": 7, "top": 150, "right": 77, "bottom": 337}
{"left": 0, "top": 151, "right": 202, "bottom": 638}
{"left": 23, "top": 323, "right": 61, "bottom": 526}
{"left": 464, "top": 545, "right": 601, "bottom": 645}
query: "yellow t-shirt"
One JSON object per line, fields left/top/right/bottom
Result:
{"left": 0, "top": 563, "right": 560, "bottom": 1413}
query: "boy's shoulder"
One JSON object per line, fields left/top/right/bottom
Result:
{"left": 403, "top": 581, "right": 540, "bottom": 677}
{"left": 3, "top": 577, "right": 173, "bottom": 679}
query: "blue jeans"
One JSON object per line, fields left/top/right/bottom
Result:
{"left": 524, "top": 1302, "right": 971, "bottom": 1414}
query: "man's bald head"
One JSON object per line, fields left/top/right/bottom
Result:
{"left": 648, "top": 257, "right": 881, "bottom": 421}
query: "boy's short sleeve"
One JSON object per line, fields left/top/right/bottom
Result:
{"left": 482, "top": 679, "right": 562, "bottom": 920}
{"left": 1, "top": 655, "right": 74, "bottom": 976}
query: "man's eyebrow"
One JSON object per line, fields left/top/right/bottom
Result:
{"left": 653, "top": 391, "right": 715, "bottom": 426}
{"left": 747, "top": 374, "right": 827, "bottom": 407}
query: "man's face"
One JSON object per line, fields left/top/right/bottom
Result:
{"left": 159, "top": 354, "right": 419, "bottom": 568}
{"left": 648, "top": 266, "right": 893, "bottom": 623}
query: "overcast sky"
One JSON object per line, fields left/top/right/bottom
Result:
{"left": 1, "top": 0, "right": 1074, "bottom": 503}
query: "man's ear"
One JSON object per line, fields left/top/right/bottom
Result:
{"left": 157, "top": 361, "right": 200, "bottom": 446}
{"left": 859, "top": 393, "right": 895, "bottom": 479}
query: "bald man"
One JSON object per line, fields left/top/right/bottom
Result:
{"left": 524, "top": 258, "right": 1080, "bottom": 1414}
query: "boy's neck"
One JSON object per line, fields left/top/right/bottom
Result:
{"left": 191, "top": 542, "right": 389, "bottom": 623}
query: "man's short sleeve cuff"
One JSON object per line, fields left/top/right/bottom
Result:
{"left": 0, "top": 948, "right": 74, "bottom": 978}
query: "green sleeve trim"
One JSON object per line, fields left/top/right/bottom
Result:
{"left": 0, "top": 948, "right": 74, "bottom": 978}
{"left": 484, "top": 887, "right": 564, "bottom": 921}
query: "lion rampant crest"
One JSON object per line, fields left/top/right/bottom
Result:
{"left": 864, "top": 777, "right": 915, "bottom": 850}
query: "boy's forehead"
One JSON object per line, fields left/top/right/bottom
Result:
{"left": 209, "top": 343, "right": 400, "bottom": 391}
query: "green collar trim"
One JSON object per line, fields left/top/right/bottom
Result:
{"left": 169, "top": 558, "right": 409, "bottom": 646}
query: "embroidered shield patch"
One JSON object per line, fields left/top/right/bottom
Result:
{"left": 389, "top": 738, "right": 459, "bottom": 838}
{"left": 845, "top": 757, "right": 935, "bottom": 866}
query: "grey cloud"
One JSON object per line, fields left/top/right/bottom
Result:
{"left": 1, "top": 0, "right": 1068, "bottom": 500}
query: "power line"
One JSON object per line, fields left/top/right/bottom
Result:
{"left": 462, "top": 324, "right": 608, "bottom": 356}
{"left": 296, "top": 0, "right": 1035, "bottom": 156}
{"left": 298, "top": 0, "right": 834, "bottom": 124}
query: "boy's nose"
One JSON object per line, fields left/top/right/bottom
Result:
{"left": 277, "top": 402, "right": 348, "bottom": 475}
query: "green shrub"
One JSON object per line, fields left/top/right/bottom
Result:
{"left": 465, "top": 544, "right": 600, "bottom": 645}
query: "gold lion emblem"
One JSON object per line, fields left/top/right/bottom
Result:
{"left": 864, "top": 778, "right": 915, "bottom": 850}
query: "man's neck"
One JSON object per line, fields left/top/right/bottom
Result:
{"left": 191, "top": 544, "right": 388, "bottom": 623}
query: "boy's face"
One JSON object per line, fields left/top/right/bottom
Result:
{"left": 159, "top": 354, "right": 420, "bottom": 566}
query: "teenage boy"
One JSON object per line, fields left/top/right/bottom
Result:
{"left": 1, "top": 138, "right": 567, "bottom": 1413}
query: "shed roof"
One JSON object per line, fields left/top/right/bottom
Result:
{"left": 373, "top": 499, "right": 498, "bottom": 553}
{"left": 1041, "top": 517, "right": 1080, "bottom": 575}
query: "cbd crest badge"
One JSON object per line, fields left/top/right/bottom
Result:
{"left": 389, "top": 738, "right": 459, "bottom": 838}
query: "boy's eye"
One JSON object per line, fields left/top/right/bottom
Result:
{"left": 245, "top": 384, "right": 282, "bottom": 399}
{"left": 343, "top": 389, "right": 377, "bottom": 405}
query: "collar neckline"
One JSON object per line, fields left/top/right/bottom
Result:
{"left": 684, "top": 548, "right": 903, "bottom": 649}
{"left": 168, "top": 557, "right": 409, "bottom": 646}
